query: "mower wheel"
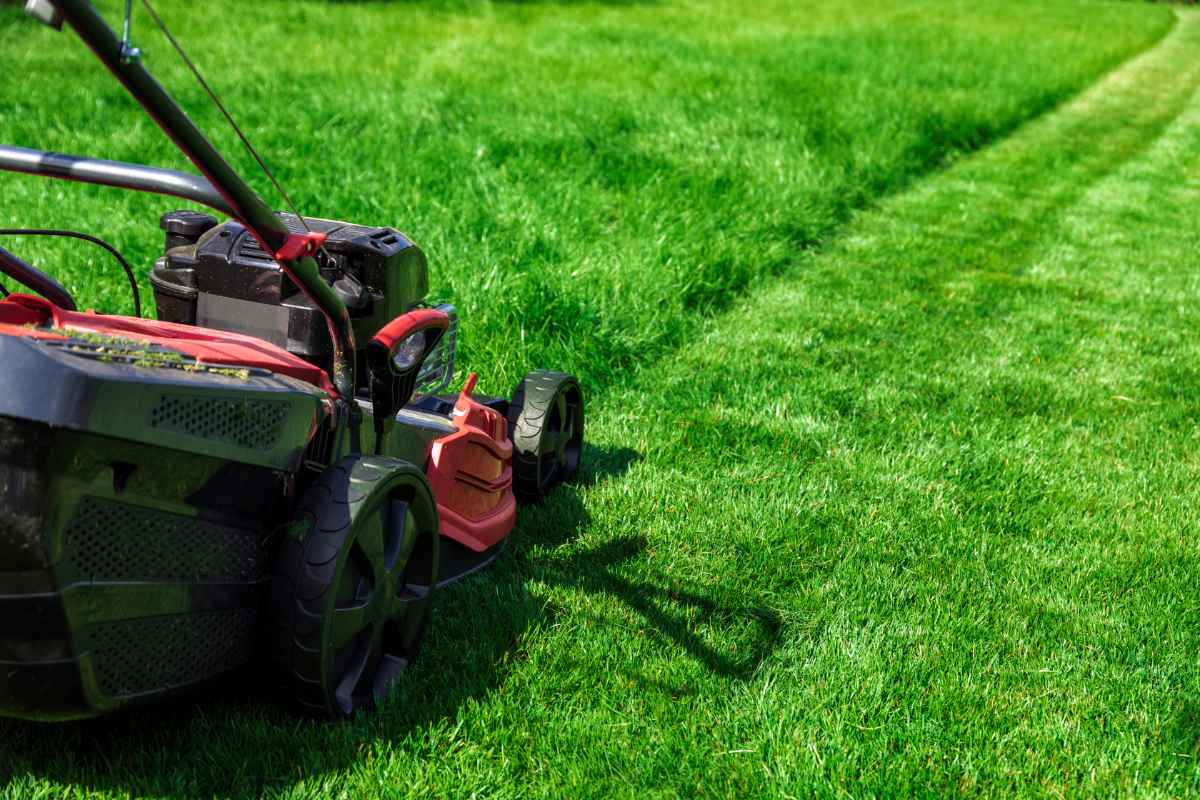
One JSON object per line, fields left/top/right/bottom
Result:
{"left": 269, "top": 456, "right": 440, "bottom": 720}
{"left": 507, "top": 370, "right": 584, "bottom": 503}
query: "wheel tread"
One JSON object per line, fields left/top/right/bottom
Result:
{"left": 269, "top": 455, "right": 438, "bottom": 719}
{"left": 507, "top": 370, "right": 584, "bottom": 504}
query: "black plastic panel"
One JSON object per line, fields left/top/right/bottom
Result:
{"left": 0, "top": 334, "right": 325, "bottom": 472}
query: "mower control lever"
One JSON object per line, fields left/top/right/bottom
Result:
{"left": 366, "top": 308, "right": 451, "bottom": 452}
{"left": 0, "top": 245, "right": 76, "bottom": 311}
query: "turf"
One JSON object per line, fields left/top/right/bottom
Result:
{"left": 0, "top": 0, "right": 1196, "bottom": 797}
{"left": 0, "top": 0, "right": 1174, "bottom": 390}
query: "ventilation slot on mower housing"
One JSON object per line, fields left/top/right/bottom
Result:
{"left": 149, "top": 395, "right": 290, "bottom": 450}
{"left": 91, "top": 608, "right": 256, "bottom": 698}
{"left": 66, "top": 497, "right": 263, "bottom": 582}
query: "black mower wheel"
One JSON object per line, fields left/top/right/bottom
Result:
{"left": 269, "top": 456, "right": 439, "bottom": 720}
{"left": 507, "top": 370, "right": 584, "bottom": 503}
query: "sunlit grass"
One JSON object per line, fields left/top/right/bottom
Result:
{"left": 0, "top": 1, "right": 1189, "bottom": 797}
{"left": 0, "top": 0, "right": 1172, "bottom": 395}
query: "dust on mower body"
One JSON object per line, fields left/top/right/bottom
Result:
{"left": 0, "top": 0, "right": 584, "bottom": 721}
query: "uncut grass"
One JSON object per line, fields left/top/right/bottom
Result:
{"left": 0, "top": 0, "right": 1172, "bottom": 395}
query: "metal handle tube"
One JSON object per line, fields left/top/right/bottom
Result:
{"left": 0, "top": 144, "right": 232, "bottom": 216}
{"left": 46, "top": 0, "right": 356, "bottom": 398}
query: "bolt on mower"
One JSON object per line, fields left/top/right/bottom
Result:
{"left": 0, "top": 0, "right": 584, "bottom": 721}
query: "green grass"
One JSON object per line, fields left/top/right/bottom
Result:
{"left": 1, "top": 0, "right": 1196, "bottom": 797}
{"left": 0, "top": 0, "right": 1173, "bottom": 391}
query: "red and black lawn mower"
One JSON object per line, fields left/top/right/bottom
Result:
{"left": 0, "top": 0, "right": 584, "bottom": 721}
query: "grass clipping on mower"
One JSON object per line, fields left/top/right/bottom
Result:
{"left": 48, "top": 326, "right": 252, "bottom": 379}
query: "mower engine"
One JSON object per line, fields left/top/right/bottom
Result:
{"left": 151, "top": 210, "right": 439, "bottom": 383}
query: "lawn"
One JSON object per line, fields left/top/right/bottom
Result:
{"left": 1, "top": 0, "right": 1196, "bottom": 797}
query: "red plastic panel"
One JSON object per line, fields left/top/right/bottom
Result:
{"left": 0, "top": 294, "right": 337, "bottom": 396}
{"left": 370, "top": 307, "right": 449, "bottom": 355}
{"left": 426, "top": 374, "right": 517, "bottom": 552}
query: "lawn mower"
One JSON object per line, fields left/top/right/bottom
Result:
{"left": 0, "top": 0, "right": 584, "bottom": 721}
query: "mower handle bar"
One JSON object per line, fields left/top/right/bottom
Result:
{"left": 0, "top": 144, "right": 233, "bottom": 218}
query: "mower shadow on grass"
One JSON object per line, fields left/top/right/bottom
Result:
{"left": 516, "top": 443, "right": 782, "bottom": 683}
{"left": 536, "top": 534, "right": 783, "bottom": 682}
{"left": 1171, "top": 696, "right": 1200, "bottom": 762}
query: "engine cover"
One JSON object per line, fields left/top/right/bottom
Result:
{"left": 151, "top": 211, "right": 429, "bottom": 373}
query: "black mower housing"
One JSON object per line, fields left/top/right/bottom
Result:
{"left": 0, "top": 334, "right": 326, "bottom": 719}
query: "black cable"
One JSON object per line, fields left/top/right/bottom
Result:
{"left": 139, "top": 0, "right": 311, "bottom": 235}
{"left": 0, "top": 229, "right": 141, "bottom": 317}
{"left": 139, "top": 1, "right": 341, "bottom": 269}
{"left": 0, "top": 281, "right": 9, "bottom": 298}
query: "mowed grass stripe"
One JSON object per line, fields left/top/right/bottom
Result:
{"left": 540, "top": 9, "right": 1200, "bottom": 796}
